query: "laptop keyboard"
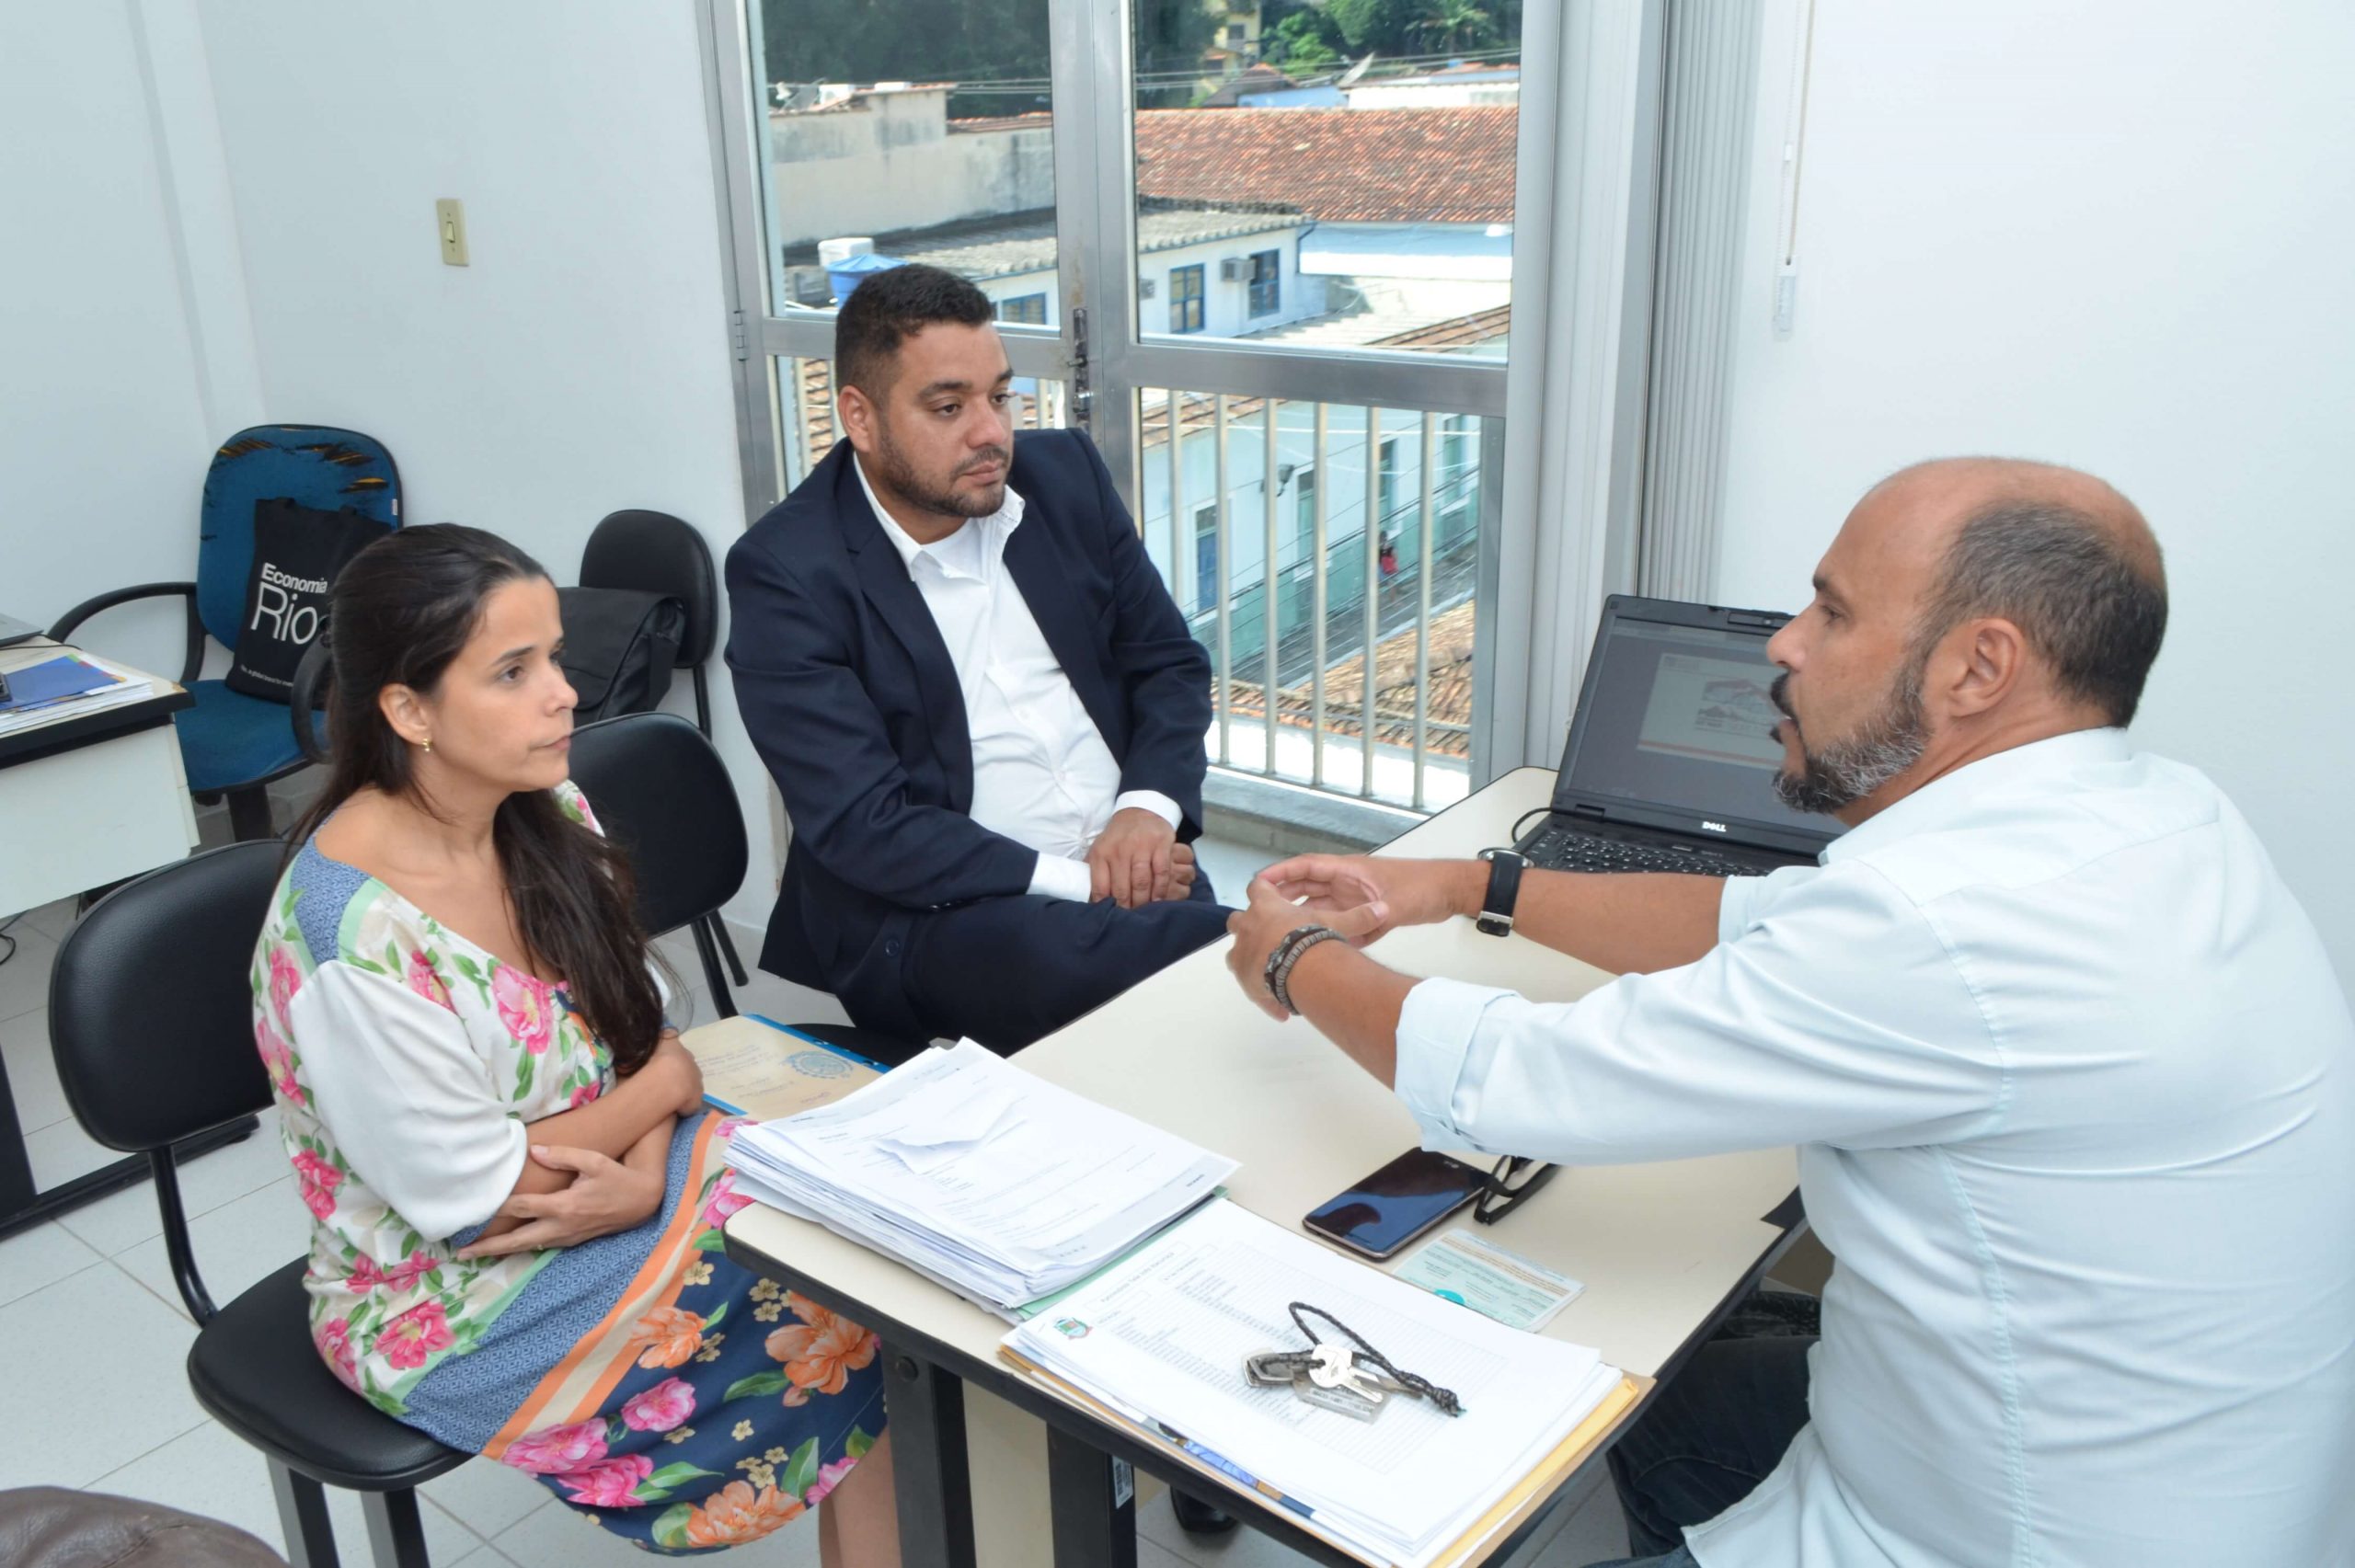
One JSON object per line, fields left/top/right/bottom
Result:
{"left": 1521, "top": 823, "right": 1758, "bottom": 877}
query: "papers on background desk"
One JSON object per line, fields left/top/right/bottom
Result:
{"left": 0, "top": 651, "right": 152, "bottom": 737}
{"left": 1005, "top": 1199, "right": 1624, "bottom": 1568}
{"left": 722, "top": 1040, "right": 1236, "bottom": 1316}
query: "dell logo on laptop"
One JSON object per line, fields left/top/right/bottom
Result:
{"left": 1701, "top": 819, "right": 1729, "bottom": 833}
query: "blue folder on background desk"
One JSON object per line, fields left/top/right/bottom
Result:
{"left": 0, "top": 655, "right": 117, "bottom": 713}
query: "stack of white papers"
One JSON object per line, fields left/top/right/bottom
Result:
{"left": 1005, "top": 1200, "right": 1623, "bottom": 1568}
{"left": 723, "top": 1040, "right": 1236, "bottom": 1315}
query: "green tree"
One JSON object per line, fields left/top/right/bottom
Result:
{"left": 1134, "top": 0, "right": 1225, "bottom": 108}
{"left": 1264, "top": 8, "right": 1345, "bottom": 72}
{"left": 1325, "top": 0, "right": 1413, "bottom": 53}
{"left": 1411, "top": 0, "right": 1494, "bottom": 53}
{"left": 760, "top": 0, "right": 1052, "bottom": 120}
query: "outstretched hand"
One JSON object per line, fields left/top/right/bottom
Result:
{"left": 1251, "top": 854, "right": 1476, "bottom": 946}
{"left": 1224, "top": 874, "right": 1390, "bottom": 1019}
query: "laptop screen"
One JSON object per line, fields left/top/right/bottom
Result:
{"left": 1561, "top": 611, "right": 1831, "bottom": 837}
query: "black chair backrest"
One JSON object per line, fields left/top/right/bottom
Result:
{"left": 564, "top": 711, "right": 748, "bottom": 938}
{"left": 49, "top": 841, "right": 281, "bottom": 1153}
{"left": 290, "top": 635, "right": 332, "bottom": 764}
{"left": 580, "top": 510, "right": 718, "bottom": 670}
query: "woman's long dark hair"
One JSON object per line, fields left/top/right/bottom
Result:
{"left": 285, "top": 524, "right": 668, "bottom": 1073}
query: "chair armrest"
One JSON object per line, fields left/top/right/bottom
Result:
{"left": 48, "top": 581, "right": 204, "bottom": 687}
{"left": 289, "top": 636, "right": 332, "bottom": 764}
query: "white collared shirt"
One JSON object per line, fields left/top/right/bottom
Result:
{"left": 1396, "top": 729, "right": 2355, "bottom": 1566}
{"left": 855, "top": 458, "right": 1178, "bottom": 902}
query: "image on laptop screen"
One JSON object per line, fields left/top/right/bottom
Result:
{"left": 1564, "top": 614, "right": 1829, "bottom": 835}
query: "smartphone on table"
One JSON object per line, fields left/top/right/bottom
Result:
{"left": 1303, "top": 1149, "right": 1492, "bottom": 1261}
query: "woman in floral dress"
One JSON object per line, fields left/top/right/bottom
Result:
{"left": 249, "top": 525, "right": 898, "bottom": 1562}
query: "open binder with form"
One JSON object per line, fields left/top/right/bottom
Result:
{"left": 1005, "top": 1199, "right": 1635, "bottom": 1568}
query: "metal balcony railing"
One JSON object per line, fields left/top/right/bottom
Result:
{"left": 1142, "top": 391, "right": 1484, "bottom": 812}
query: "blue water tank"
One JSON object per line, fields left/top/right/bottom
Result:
{"left": 827, "top": 252, "right": 906, "bottom": 306}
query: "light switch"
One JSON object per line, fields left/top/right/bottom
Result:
{"left": 436, "top": 199, "right": 469, "bottom": 266}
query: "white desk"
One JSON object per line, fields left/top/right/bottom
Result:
{"left": 728, "top": 768, "right": 1800, "bottom": 1566}
{"left": 0, "top": 639, "right": 199, "bottom": 915}
{"left": 1, "top": 638, "right": 206, "bottom": 1239}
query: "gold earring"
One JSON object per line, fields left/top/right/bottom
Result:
{"left": 420, "top": 737, "right": 433, "bottom": 754}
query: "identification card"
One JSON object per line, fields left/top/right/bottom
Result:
{"left": 1395, "top": 1228, "right": 1584, "bottom": 1333}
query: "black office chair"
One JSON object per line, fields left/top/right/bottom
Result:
{"left": 289, "top": 636, "right": 332, "bottom": 766}
{"left": 47, "top": 841, "right": 464, "bottom": 1568}
{"left": 563, "top": 711, "right": 922, "bottom": 1064}
{"left": 580, "top": 510, "right": 751, "bottom": 993}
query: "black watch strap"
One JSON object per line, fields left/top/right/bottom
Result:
{"left": 1476, "top": 848, "right": 1525, "bottom": 936}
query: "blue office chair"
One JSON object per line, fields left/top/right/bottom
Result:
{"left": 51, "top": 426, "right": 399, "bottom": 841}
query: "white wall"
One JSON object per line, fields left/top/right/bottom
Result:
{"left": 1713, "top": 3, "right": 2355, "bottom": 978}
{"left": 0, "top": 0, "right": 260, "bottom": 678}
{"left": 182, "top": 1, "right": 780, "bottom": 930}
{"left": 770, "top": 95, "right": 1058, "bottom": 247}
{"left": 6, "top": 1, "right": 789, "bottom": 933}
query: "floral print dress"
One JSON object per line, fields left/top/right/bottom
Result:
{"left": 250, "top": 783, "right": 886, "bottom": 1553}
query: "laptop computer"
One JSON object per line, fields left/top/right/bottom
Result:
{"left": 1513, "top": 594, "right": 1844, "bottom": 876}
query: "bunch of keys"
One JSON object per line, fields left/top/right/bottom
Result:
{"left": 1244, "top": 1342, "right": 1412, "bottom": 1423}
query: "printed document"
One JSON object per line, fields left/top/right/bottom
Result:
{"left": 724, "top": 1040, "right": 1236, "bottom": 1312}
{"left": 1005, "top": 1199, "right": 1621, "bottom": 1567}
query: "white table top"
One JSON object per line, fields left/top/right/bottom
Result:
{"left": 729, "top": 766, "right": 1798, "bottom": 1381}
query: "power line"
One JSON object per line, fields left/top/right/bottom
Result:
{"left": 765, "top": 41, "right": 1523, "bottom": 101}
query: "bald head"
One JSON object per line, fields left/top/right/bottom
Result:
{"left": 1862, "top": 457, "right": 2167, "bottom": 725}
{"left": 1874, "top": 457, "right": 2161, "bottom": 577}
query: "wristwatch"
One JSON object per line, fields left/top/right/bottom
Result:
{"left": 1475, "top": 848, "right": 1525, "bottom": 937}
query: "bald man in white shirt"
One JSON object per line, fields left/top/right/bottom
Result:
{"left": 1224, "top": 460, "right": 2355, "bottom": 1567}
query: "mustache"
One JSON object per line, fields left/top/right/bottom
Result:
{"left": 1769, "top": 672, "right": 1798, "bottom": 727}
{"left": 959, "top": 448, "right": 1010, "bottom": 475}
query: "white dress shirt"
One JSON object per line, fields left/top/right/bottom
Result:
{"left": 855, "top": 458, "right": 1178, "bottom": 902}
{"left": 1396, "top": 729, "right": 2355, "bottom": 1566}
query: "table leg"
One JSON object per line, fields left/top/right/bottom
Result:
{"left": 1047, "top": 1424, "right": 1138, "bottom": 1568}
{"left": 0, "top": 1117, "right": 258, "bottom": 1241}
{"left": 884, "top": 1343, "right": 976, "bottom": 1568}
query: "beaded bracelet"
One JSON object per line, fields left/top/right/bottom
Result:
{"left": 1265, "top": 924, "right": 1346, "bottom": 1015}
{"left": 1261, "top": 924, "right": 1329, "bottom": 1003}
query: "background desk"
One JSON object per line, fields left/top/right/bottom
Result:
{"left": 0, "top": 639, "right": 199, "bottom": 914}
{"left": 1, "top": 638, "right": 216, "bottom": 1239}
{"left": 729, "top": 767, "right": 1802, "bottom": 1566}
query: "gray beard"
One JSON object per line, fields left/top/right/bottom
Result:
{"left": 1772, "top": 667, "right": 1930, "bottom": 814}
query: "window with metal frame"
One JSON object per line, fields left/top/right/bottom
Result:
{"left": 1246, "top": 249, "right": 1281, "bottom": 317}
{"left": 706, "top": 0, "right": 1675, "bottom": 828}
{"left": 1167, "top": 265, "right": 1205, "bottom": 335}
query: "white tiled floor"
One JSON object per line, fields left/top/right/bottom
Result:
{"left": 0, "top": 836, "right": 1634, "bottom": 1566}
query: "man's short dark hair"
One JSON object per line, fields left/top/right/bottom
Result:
{"left": 1918, "top": 500, "right": 2168, "bottom": 726}
{"left": 834, "top": 263, "right": 994, "bottom": 400}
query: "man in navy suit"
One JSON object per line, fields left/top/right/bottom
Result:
{"left": 725, "top": 265, "right": 1230, "bottom": 1053}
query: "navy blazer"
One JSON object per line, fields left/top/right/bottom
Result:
{"left": 723, "top": 429, "right": 1213, "bottom": 1036}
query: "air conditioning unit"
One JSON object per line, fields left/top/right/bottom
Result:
{"left": 1139, "top": 277, "right": 1157, "bottom": 299}
{"left": 1218, "top": 257, "right": 1246, "bottom": 281}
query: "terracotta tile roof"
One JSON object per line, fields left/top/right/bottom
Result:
{"left": 1134, "top": 108, "right": 1516, "bottom": 225}
{"left": 947, "top": 112, "right": 1055, "bottom": 134}
{"left": 1138, "top": 303, "right": 1509, "bottom": 450}
{"left": 775, "top": 83, "right": 957, "bottom": 116}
